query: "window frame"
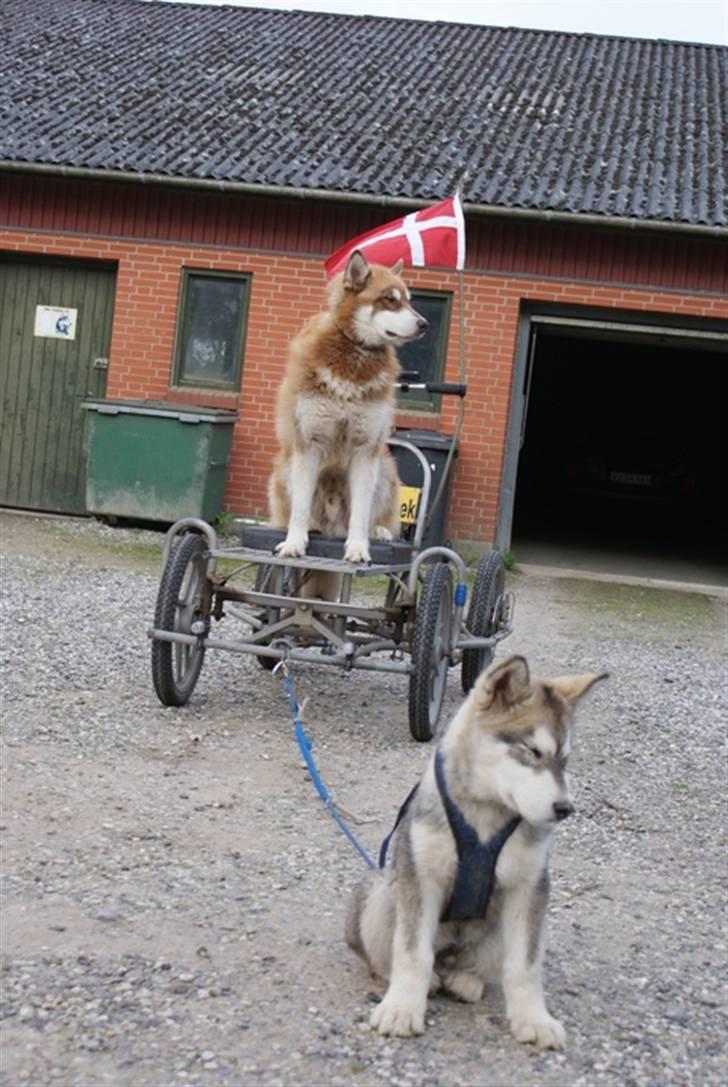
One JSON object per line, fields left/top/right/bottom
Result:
{"left": 396, "top": 288, "right": 453, "bottom": 413}
{"left": 172, "top": 268, "right": 251, "bottom": 391}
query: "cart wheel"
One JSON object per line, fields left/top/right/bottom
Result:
{"left": 461, "top": 550, "right": 506, "bottom": 693}
{"left": 254, "top": 563, "right": 271, "bottom": 593}
{"left": 408, "top": 562, "right": 453, "bottom": 742}
{"left": 152, "top": 533, "right": 210, "bottom": 706}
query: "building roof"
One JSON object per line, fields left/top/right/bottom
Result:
{"left": 1, "top": 0, "right": 726, "bottom": 229}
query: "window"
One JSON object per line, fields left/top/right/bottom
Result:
{"left": 173, "top": 270, "right": 250, "bottom": 389}
{"left": 396, "top": 290, "right": 452, "bottom": 412}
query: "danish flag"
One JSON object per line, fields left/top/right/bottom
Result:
{"left": 324, "top": 194, "right": 466, "bottom": 278}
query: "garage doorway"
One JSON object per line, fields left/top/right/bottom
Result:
{"left": 501, "top": 308, "right": 728, "bottom": 586}
{"left": 0, "top": 255, "right": 116, "bottom": 514}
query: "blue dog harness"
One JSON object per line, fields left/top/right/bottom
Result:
{"left": 379, "top": 749, "right": 521, "bottom": 923}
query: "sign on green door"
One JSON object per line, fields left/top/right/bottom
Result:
{"left": 0, "top": 256, "right": 116, "bottom": 514}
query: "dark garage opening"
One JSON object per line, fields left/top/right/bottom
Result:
{"left": 511, "top": 327, "right": 727, "bottom": 586}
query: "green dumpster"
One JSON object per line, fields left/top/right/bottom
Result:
{"left": 82, "top": 399, "right": 238, "bottom": 523}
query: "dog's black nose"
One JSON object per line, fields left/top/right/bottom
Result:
{"left": 553, "top": 801, "right": 574, "bottom": 821}
{"left": 416, "top": 317, "right": 429, "bottom": 334}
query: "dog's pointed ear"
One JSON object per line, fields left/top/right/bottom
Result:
{"left": 549, "top": 672, "right": 609, "bottom": 706}
{"left": 476, "top": 655, "right": 531, "bottom": 708}
{"left": 391, "top": 259, "right": 405, "bottom": 276}
{"left": 343, "top": 250, "right": 371, "bottom": 292}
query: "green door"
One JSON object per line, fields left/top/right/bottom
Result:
{"left": 0, "top": 256, "right": 116, "bottom": 514}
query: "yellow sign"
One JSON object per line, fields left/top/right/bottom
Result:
{"left": 399, "top": 485, "right": 421, "bottom": 525}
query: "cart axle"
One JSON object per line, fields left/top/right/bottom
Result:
{"left": 148, "top": 626, "right": 415, "bottom": 674}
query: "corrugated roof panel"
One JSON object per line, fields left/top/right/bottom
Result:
{"left": 0, "top": 0, "right": 725, "bottom": 227}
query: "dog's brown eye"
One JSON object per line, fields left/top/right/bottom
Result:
{"left": 529, "top": 746, "right": 543, "bottom": 760}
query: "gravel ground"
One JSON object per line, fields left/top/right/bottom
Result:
{"left": 1, "top": 511, "right": 726, "bottom": 1087}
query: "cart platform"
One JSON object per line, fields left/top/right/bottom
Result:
{"left": 239, "top": 524, "right": 415, "bottom": 571}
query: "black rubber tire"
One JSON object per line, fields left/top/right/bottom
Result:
{"left": 152, "top": 533, "right": 209, "bottom": 706}
{"left": 461, "top": 550, "right": 506, "bottom": 693}
{"left": 253, "top": 563, "right": 273, "bottom": 593}
{"left": 408, "top": 562, "right": 453, "bottom": 742}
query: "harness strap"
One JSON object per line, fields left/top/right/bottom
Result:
{"left": 435, "top": 749, "right": 521, "bottom": 922}
{"left": 378, "top": 782, "right": 419, "bottom": 869}
{"left": 379, "top": 748, "right": 521, "bottom": 923}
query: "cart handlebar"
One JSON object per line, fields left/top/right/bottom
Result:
{"left": 396, "top": 376, "right": 467, "bottom": 398}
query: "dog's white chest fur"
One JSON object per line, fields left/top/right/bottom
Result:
{"left": 296, "top": 389, "right": 393, "bottom": 455}
{"left": 318, "top": 365, "right": 391, "bottom": 401}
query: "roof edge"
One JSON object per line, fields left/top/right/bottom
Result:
{"left": 1, "top": 161, "right": 725, "bottom": 240}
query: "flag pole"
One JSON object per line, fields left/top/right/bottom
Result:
{"left": 453, "top": 179, "right": 467, "bottom": 517}
{"left": 421, "top": 182, "right": 467, "bottom": 545}
{"left": 457, "top": 180, "right": 466, "bottom": 388}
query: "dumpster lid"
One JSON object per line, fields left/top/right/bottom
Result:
{"left": 82, "top": 398, "right": 238, "bottom": 423}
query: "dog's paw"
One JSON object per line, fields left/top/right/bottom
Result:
{"left": 344, "top": 539, "right": 371, "bottom": 564}
{"left": 443, "top": 971, "right": 484, "bottom": 1004}
{"left": 370, "top": 997, "right": 425, "bottom": 1037}
{"left": 275, "top": 536, "right": 307, "bottom": 558}
{"left": 373, "top": 524, "right": 393, "bottom": 542}
{"left": 510, "top": 1014, "right": 565, "bottom": 1051}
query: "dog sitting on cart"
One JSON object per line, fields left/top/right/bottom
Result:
{"left": 148, "top": 393, "right": 513, "bottom": 743}
{"left": 149, "top": 232, "right": 514, "bottom": 742}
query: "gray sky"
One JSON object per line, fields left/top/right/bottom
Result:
{"left": 157, "top": 0, "right": 728, "bottom": 45}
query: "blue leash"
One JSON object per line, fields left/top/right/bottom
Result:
{"left": 274, "top": 656, "right": 377, "bottom": 870}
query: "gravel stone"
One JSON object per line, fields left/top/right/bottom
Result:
{"left": 1, "top": 512, "right": 726, "bottom": 1087}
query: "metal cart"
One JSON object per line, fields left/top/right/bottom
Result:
{"left": 148, "top": 381, "right": 514, "bottom": 741}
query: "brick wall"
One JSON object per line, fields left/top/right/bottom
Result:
{"left": 2, "top": 222, "right": 725, "bottom": 545}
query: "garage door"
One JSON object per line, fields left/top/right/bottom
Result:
{"left": 0, "top": 256, "right": 116, "bottom": 514}
{"left": 499, "top": 308, "right": 728, "bottom": 561}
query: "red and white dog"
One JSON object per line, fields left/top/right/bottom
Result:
{"left": 268, "top": 251, "right": 427, "bottom": 564}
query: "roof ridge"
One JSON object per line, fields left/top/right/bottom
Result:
{"left": 130, "top": 0, "right": 727, "bottom": 49}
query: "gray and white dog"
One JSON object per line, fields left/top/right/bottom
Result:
{"left": 346, "top": 655, "right": 607, "bottom": 1048}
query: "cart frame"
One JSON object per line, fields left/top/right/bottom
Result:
{"left": 148, "top": 437, "right": 514, "bottom": 740}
